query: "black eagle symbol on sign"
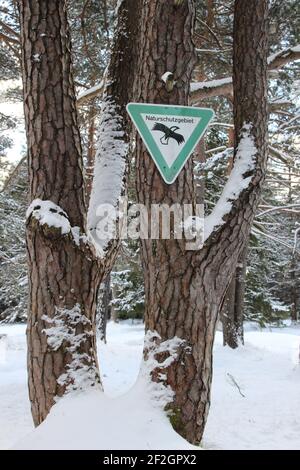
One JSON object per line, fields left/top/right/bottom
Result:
{"left": 152, "top": 123, "right": 185, "bottom": 146}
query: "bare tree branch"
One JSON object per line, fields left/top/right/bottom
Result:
{"left": 196, "top": 16, "right": 223, "bottom": 49}
{"left": 0, "top": 30, "right": 19, "bottom": 45}
{"left": 0, "top": 19, "right": 20, "bottom": 40}
{"left": 77, "top": 81, "right": 104, "bottom": 105}
{"left": 267, "top": 45, "right": 300, "bottom": 70}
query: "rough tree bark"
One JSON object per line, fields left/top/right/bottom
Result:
{"left": 135, "top": 0, "right": 268, "bottom": 445}
{"left": 222, "top": 246, "right": 248, "bottom": 348}
{"left": 85, "top": 102, "right": 97, "bottom": 202}
{"left": 98, "top": 274, "right": 112, "bottom": 342}
{"left": 21, "top": 0, "right": 101, "bottom": 426}
{"left": 290, "top": 256, "right": 299, "bottom": 322}
{"left": 20, "top": 0, "right": 139, "bottom": 425}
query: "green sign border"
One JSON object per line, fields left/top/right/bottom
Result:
{"left": 126, "top": 103, "right": 214, "bottom": 184}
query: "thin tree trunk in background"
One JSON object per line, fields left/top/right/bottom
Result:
{"left": 110, "top": 282, "right": 119, "bottom": 324}
{"left": 234, "top": 247, "right": 248, "bottom": 342}
{"left": 98, "top": 274, "right": 111, "bottom": 342}
{"left": 226, "top": 126, "right": 235, "bottom": 174}
{"left": 290, "top": 257, "right": 299, "bottom": 322}
{"left": 85, "top": 103, "right": 97, "bottom": 202}
{"left": 20, "top": 0, "right": 101, "bottom": 425}
{"left": 135, "top": 0, "right": 268, "bottom": 444}
{"left": 194, "top": 138, "right": 206, "bottom": 205}
{"left": 287, "top": 166, "right": 299, "bottom": 323}
{"left": 206, "top": 0, "right": 214, "bottom": 31}
{"left": 222, "top": 245, "right": 248, "bottom": 348}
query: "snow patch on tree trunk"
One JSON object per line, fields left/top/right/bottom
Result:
{"left": 42, "top": 304, "right": 100, "bottom": 394}
{"left": 26, "top": 199, "right": 88, "bottom": 247}
{"left": 26, "top": 199, "right": 71, "bottom": 235}
{"left": 161, "top": 71, "right": 173, "bottom": 83}
{"left": 142, "top": 330, "right": 186, "bottom": 410}
{"left": 87, "top": 98, "right": 127, "bottom": 258}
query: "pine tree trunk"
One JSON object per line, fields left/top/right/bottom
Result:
{"left": 135, "top": 0, "right": 268, "bottom": 445}
{"left": 98, "top": 274, "right": 111, "bottom": 342}
{"left": 290, "top": 257, "right": 299, "bottom": 322}
{"left": 85, "top": 104, "right": 97, "bottom": 203}
{"left": 20, "top": 0, "right": 101, "bottom": 426}
{"left": 222, "top": 246, "right": 248, "bottom": 348}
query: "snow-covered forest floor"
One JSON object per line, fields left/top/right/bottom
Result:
{"left": 0, "top": 321, "right": 300, "bottom": 450}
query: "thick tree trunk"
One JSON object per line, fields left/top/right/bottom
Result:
{"left": 135, "top": 0, "right": 268, "bottom": 445}
{"left": 20, "top": 0, "right": 101, "bottom": 426}
{"left": 21, "top": 0, "right": 139, "bottom": 426}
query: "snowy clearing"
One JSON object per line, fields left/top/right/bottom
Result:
{"left": 0, "top": 321, "right": 299, "bottom": 450}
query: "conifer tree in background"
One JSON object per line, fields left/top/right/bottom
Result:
{"left": 0, "top": 158, "right": 27, "bottom": 322}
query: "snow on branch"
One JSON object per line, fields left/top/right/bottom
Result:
{"left": 251, "top": 226, "right": 300, "bottom": 255}
{"left": 26, "top": 199, "right": 87, "bottom": 246}
{"left": 267, "top": 44, "right": 300, "bottom": 70}
{"left": 257, "top": 204, "right": 300, "bottom": 218}
{"left": 190, "top": 77, "right": 232, "bottom": 100}
{"left": 204, "top": 124, "right": 256, "bottom": 241}
{"left": 190, "top": 44, "right": 300, "bottom": 103}
{"left": 269, "top": 146, "right": 294, "bottom": 165}
{"left": 26, "top": 199, "right": 71, "bottom": 235}
{"left": 277, "top": 113, "right": 300, "bottom": 131}
{"left": 76, "top": 45, "right": 300, "bottom": 106}
{"left": 77, "top": 81, "right": 104, "bottom": 106}
{"left": 87, "top": 98, "right": 127, "bottom": 258}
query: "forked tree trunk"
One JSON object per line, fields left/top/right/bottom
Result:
{"left": 21, "top": 0, "right": 101, "bottom": 426}
{"left": 135, "top": 0, "right": 268, "bottom": 445}
{"left": 21, "top": 0, "right": 139, "bottom": 425}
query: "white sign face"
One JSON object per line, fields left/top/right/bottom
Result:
{"left": 140, "top": 113, "right": 201, "bottom": 168}
{"left": 127, "top": 103, "right": 215, "bottom": 184}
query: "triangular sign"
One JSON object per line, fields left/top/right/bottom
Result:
{"left": 127, "top": 103, "right": 214, "bottom": 184}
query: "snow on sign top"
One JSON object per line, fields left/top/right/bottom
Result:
{"left": 127, "top": 103, "right": 214, "bottom": 184}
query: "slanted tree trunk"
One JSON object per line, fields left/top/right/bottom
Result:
{"left": 135, "top": 0, "right": 268, "bottom": 445}
{"left": 20, "top": 0, "right": 139, "bottom": 425}
{"left": 222, "top": 126, "right": 249, "bottom": 349}
{"left": 87, "top": 0, "right": 141, "bottom": 246}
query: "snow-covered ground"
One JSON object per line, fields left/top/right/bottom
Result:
{"left": 0, "top": 321, "right": 299, "bottom": 450}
